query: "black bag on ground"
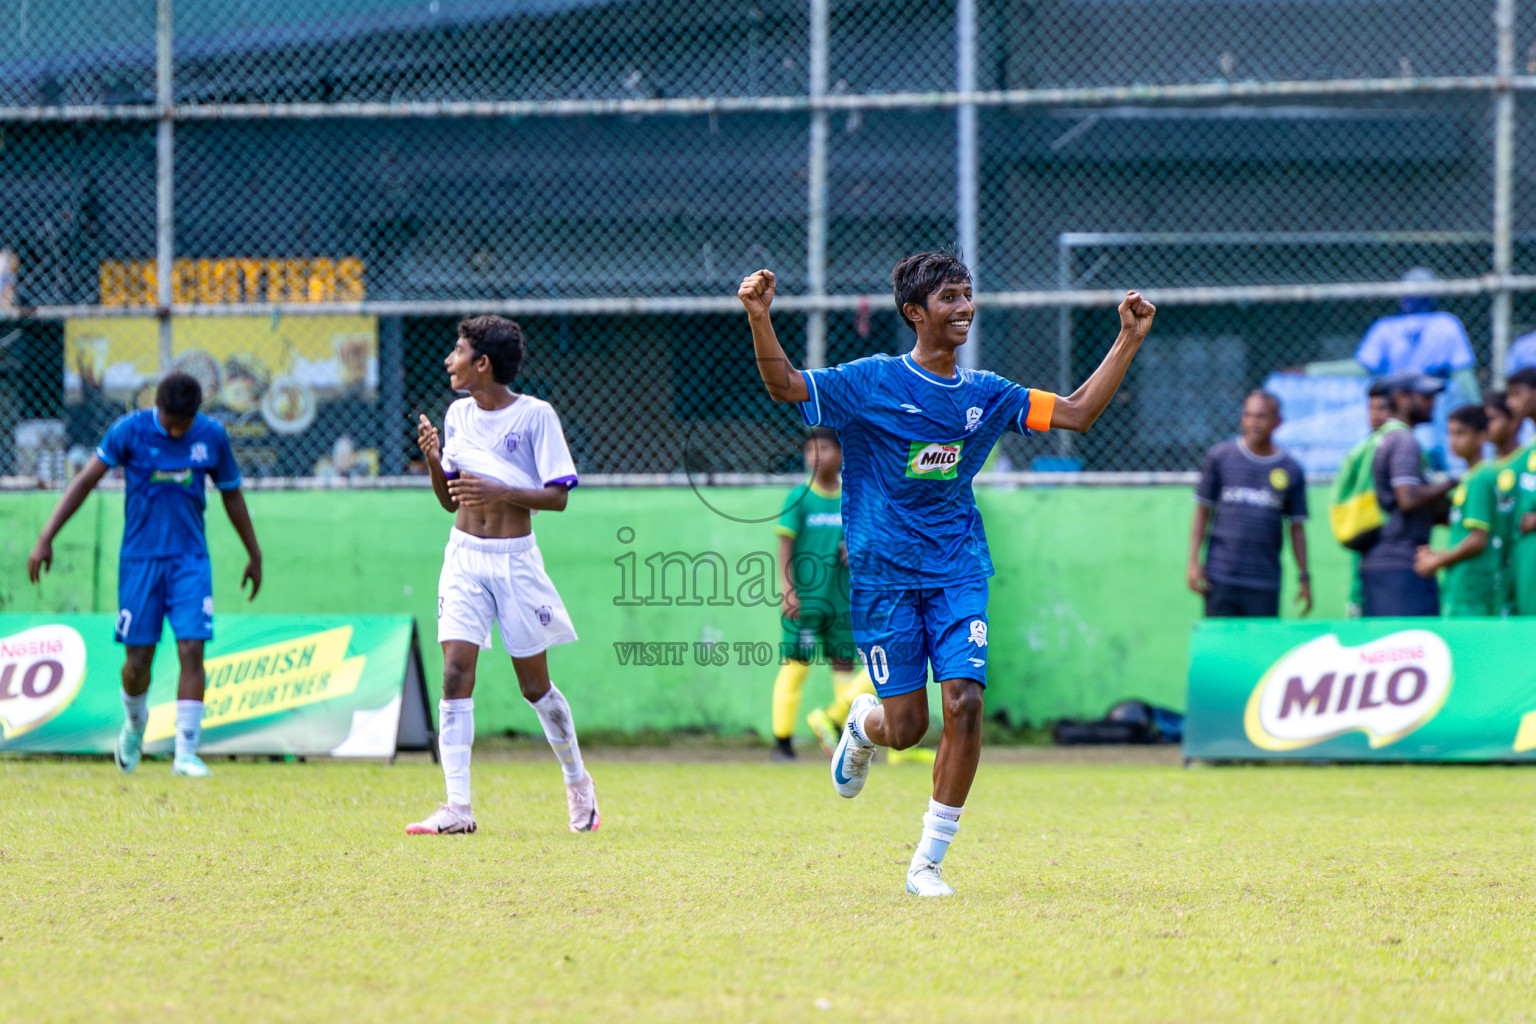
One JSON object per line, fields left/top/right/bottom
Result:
{"left": 1052, "top": 701, "right": 1184, "bottom": 745}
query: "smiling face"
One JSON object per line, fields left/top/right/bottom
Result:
{"left": 903, "top": 279, "right": 975, "bottom": 348}
{"left": 444, "top": 333, "right": 490, "bottom": 391}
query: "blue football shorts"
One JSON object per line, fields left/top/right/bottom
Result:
{"left": 850, "top": 579, "right": 990, "bottom": 698}
{"left": 115, "top": 553, "right": 215, "bottom": 646}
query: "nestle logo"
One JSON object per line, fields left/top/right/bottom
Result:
{"left": 1357, "top": 645, "right": 1425, "bottom": 665}
{"left": 0, "top": 639, "right": 64, "bottom": 659}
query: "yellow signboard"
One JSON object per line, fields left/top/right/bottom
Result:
{"left": 66, "top": 312, "right": 376, "bottom": 418}
{"left": 64, "top": 313, "right": 382, "bottom": 476}
{"left": 144, "top": 625, "right": 366, "bottom": 740}
{"left": 99, "top": 257, "right": 365, "bottom": 307}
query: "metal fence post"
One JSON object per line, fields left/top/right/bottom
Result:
{"left": 956, "top": 0, "right": 979, "bottom": 370}
{"left": 1492, "top": 0, "right": 1516, "bottom": 385}
{"left": 805, "top": 0, "right": 829, "bottom": 370}
{"left": 155, "top": 0, "right": 175, "bottom": 371}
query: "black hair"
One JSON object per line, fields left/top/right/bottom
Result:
{"left": 1509, "top": 367, "right": 1536, "bottom": 390}
{"left": 1367, "top": 379, "right": 1393, "bottom": 399}
{"left": 891, "top": 251, "right": 971, "bottom": 332}
{"left": 1485, "top": 389, "right": 1510, "bottom": 416}
{"left": 805, "top": 426, "right": 840, "bottom": 447}
{"left": 156, "top": 371, "right": 203, "bottom": 418}
{"left": 458, "top": 315, "right": 525, "bottom": 384}
{"left": 1244, "top": 389, "right": 1281, "bottom": 415}
{"left": 1448, "top": 404, "right": 1489, "bottom": 432}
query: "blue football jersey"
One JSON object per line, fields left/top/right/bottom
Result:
{"left": 95, "top": 409, "right": 243, "bottom": 559}
{"left": 799, "top": 353, "right": 1054, "bottom": 589}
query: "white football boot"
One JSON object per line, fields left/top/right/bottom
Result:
{"left": 566, "top": 772, "right": 601, "bottom": 832}
{"left": 115, "top": 723, "right": 144, "bottom": 773}
{"left": 171, "top": 753, "right": 212, "bottom": 777}
{"left": 905, "top": 858, "right": 957, "bottom": 897}
{"left": 405, "top": 803, "right": 478, "bottom": 835}
{"left": 830, "top": 693, "right": 879, "bottom": 798}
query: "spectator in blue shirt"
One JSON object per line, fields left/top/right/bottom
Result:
{"left": 1510, "top": 333, "right": 1536, "bottom": 373}
{"left": 27, "top": 372, "right": 263, "bottom": 778}
{"left": 1354, "top": 268, "right": 1479, "bottom": 470}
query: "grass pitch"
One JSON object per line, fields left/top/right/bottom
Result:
{"left": 5, "top": 749, "right": 1536, "bottom": 1023}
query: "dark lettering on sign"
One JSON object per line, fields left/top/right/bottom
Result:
{"left": 1279, "top": 673, "right": 1334, "bottom": 719}
{"left": 21, "top": 660, "right": 63, "bottom": 699}
{"left": 0, "top": 663, "right": 16, "bottom": 700}
{"left": 1356, "top": 671, "right": 1383, "bottom": 709}
{"left": 1387, "top": 666, "right": 1428, "bottom": 706}
{"left": 1334, "top": 673, "right": 1356, "bottom": 713}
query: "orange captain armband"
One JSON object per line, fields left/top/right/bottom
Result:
{"left": 1024, "top": 389, "right": 1057, "bottom": 432}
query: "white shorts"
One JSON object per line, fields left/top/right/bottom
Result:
{"left": 437, "top": 529, "right": 578, "bottom": 656}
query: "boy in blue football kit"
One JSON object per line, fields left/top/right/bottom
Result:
{"left": 28, "top": 372, "right": 262, "bottom": 777}
{"left": 739, "top": 253, "right": 1155, "bottom": 896}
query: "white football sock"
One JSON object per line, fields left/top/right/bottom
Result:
{"left": 174, "top": 700, "right": 203, "bottom": 761}
{"left": 849, "top": 700, "right": 877, "bottom": 746}
{"left": 439, "top": 698, "right": 474, "bottom": 808}
{"left": 122, "top": 690, "right": 149, "bottom": 735}
{"left": 530, "top": 684, "right": 586, "bottom": 783}
{"left": 911, "top": 799, "right": 962, "bottom": 870}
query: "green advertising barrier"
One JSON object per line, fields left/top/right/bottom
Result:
{"left": 1, "top": 486, "right": 1353, "bottom": 735}
{"left": 0, "top": 614, "right": 433, "bottom": 757}
{"left": 1185, "top": 618, "right": 1536, "bottom": 762}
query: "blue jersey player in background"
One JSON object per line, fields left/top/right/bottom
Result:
{"left": 28, "top": 371, "right": 263, "bottom": 777}
{"left": 738, "top": 253, "right": 1155, "bottom": 896}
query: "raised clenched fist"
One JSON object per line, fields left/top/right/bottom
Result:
{"left": 737, "top": 269, "right": 777, "bottom": 319}
{"left": 1118, "top": 290, "right": 1156, "bottom": 339}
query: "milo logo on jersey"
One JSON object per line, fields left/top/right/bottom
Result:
{"left": 151, "top": 468, "right": 194, "bottom": 486}
{"left": 905, "top": 440, "right": 963, "bottom": 480}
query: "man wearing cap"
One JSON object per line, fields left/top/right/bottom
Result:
{"left": 1360, "top": 372, "right": 1457, "bottom": 616}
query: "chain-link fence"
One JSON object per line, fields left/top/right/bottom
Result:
{"left": 2, "top": 0, "right": 1534, "bottom": 485}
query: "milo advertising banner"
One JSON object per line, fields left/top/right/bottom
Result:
{"left": 1185, "top": 619, "right": 1536, "bottom": 761}
{"left": 0, "top": 615, "right": 433, "bottom": 758}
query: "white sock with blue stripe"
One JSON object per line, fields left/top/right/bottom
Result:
{"left": 174, "top": 700, "right": 203, "bottom": 761}
{"left": 911, "top": 799, "right": 962, "bottom": 870}
{"left": 122, "top": 691, "right": 148, "bottom": 735}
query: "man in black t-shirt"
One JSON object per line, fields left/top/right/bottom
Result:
{"left": 1360, "top": 372, "right": 1456, "bottom": 616}
{"left": 1188, "top": 391, "right": 1312, "bottom": 617}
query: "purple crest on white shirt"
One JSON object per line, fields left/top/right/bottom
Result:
{"left": 503, "top": 431, "right": 520, "bottom": 454}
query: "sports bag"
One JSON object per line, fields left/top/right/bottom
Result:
{"left": 1329, "top": 419, "right": 1406, "bottom": 552}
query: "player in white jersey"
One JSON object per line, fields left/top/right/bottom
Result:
{"left": 407, "top": 315, "right": 600, "bottom": 835}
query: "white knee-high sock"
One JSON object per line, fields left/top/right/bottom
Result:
{"left": 911, "top": 799, "right": 962, "bottom": 871}
{"left": 174, "top": 701, "right": 203, "bottom": 760}
{"left": 439, "top": 698, "right": 474, "bottom": 808}
{"left": 530, "top": 684, "right": 586, "bottom": 783}
{"left": 122, "top": 691, "right": 149, "bottom": 735}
